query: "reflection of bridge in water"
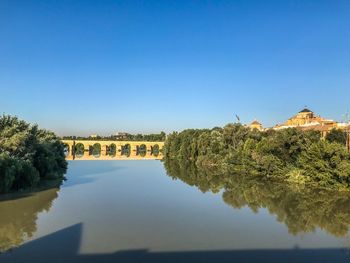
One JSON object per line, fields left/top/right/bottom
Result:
{"left": 62, "top": 140, "right": 164, "bottom": 160}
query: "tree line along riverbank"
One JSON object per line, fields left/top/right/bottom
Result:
{"left": 163, "top": 123, "right": 350, "bottom": 190}
{"left": 1, "top": 115, "right": 350, "bottom": 193}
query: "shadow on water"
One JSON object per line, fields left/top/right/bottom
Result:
{"left": 1, "top": 223, "right": 350, "bottom": 263}
{"left": 62, "top": 174, "right": 96, "bottom": 188}
{"left": 62, "top": 161, "right": 126, "bottom": 188}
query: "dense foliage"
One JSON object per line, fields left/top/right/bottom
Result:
{"left": 164, "top": 159, "right": 350, "bottom": 237}
{"left": 0, "top": 115, "right": 67, "bottom": 193}
{"left": 326, "top": 128, "right": 347, "bottom": 145}
{"left": 164, "top": 124, "right": 350, "bottom": 189}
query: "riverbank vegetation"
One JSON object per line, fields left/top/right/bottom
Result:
{"left": 0, "top": 115, "right": 67, "bottom": 193}
{"left": 164, "top": 124, "right": 350, "bottom": 189}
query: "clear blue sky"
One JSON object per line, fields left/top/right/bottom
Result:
{"left": 1, "top": 0, "right": 349, "bottom": 136}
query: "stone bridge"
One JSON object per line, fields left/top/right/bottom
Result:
{"left": 62, "top": 140, "right": 164, "bottom": 160}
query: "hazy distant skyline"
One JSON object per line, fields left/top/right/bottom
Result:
{"left": 1, "top": 0, "right": 349, "bottom": 136}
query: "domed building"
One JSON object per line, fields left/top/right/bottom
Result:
{"left": 285, "top": 108, "right": 315, "bottom": 126}
{"left": 247, "top": 108, "right": 350, "bottom": 151}
{"left": 276, "top": 108, "right": 338, "bottom": 130}
{"left": 248, "top": 120, "right": 263, "bottom": 131}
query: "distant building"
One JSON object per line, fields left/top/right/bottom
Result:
{"left": 115, "top": 132, "right": 130, "bottom": 140}
{"left": 283, "top": 108, "right": 336, "bottom": 127}
{"left": 248, "top": 120, "right": 264, "bottom": 131}
{"left": 247, "top": 108, "right": 350, "bottom": 134}
{"left": 89, "top": 134, "right": 98, "bottom": 138}
{"left": 246, "top": 108, "right": 350, "bottom": 151}
{"left": 273, "top": 108, "right": 350, "bottom": 135}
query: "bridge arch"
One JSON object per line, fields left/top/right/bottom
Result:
{"left": 74, "top": 143, "right": 85, "bottom": 158}
{"left": 137, "top": 144, "right": 147, "bottom": 157}
{"left": 63, "top": 143, "right": 70, "bottom": 157}
{"left": 90, "top": 143, "right": 101, "bottom": 158}
{"left": 121, "top": 144, "right": 131, "bottom": 157}
{"left": 151, "top": 144, "right": 160, "bottom": 157}
{"left": 108, "top": 143, "right": 117, "bottom": 157}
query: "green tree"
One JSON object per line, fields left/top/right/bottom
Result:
{"left": 163, "top": 123, "right": 350, "bottom": 189}
{"left": 326, "top": 128, "right": 347, "bottom": 145}
{"left": 0, "top": 115, "right": 67, "bottom": 193}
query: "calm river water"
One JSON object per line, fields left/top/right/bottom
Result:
{"left": 1, "top": 160, "right": 350, "bottom": 262}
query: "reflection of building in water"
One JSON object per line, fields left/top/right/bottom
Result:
{"left": 0, "top": 187, "right": 60, "bottom": 252}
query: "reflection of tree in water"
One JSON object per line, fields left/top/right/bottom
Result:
{"left": 0, "top": 183, "right": 61, "bottom": 252}
{"left": 163, "top": 159, "right": 350, "bottom": 238}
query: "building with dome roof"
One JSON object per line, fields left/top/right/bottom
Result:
{"left": 247, "top": 108, "right": 350, "bottom": 151}
{"left": 247, "top": 108, "right": 349, "bottom": 135}
{"left": 248, "top": 120, "right": 264, "bottom": 131}
{"left": 274, "top": 108, "right": 338, "bottom": 130}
